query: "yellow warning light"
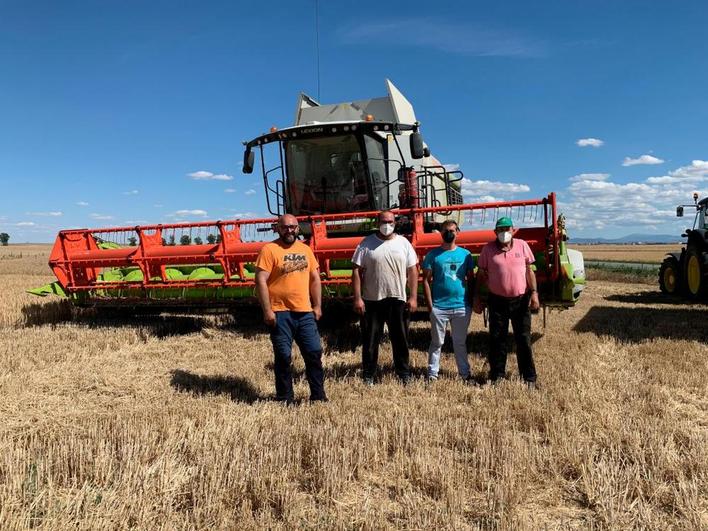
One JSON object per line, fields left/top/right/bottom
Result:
{"left": 270, "top": 126, "right": 278, "bottom": 133}
{"left": 365, "top": 114, "right": 375, "bottom": 122}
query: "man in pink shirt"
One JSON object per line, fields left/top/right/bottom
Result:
{"left": 473, "top": 217, "right": 540, "bottom": 388}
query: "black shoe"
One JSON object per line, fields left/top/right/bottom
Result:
{"left": 524, "top": 380, "right": 538, "bottom": 390}
{"left": 363, "top": 377, "right": 375, "bottom": 387}
{"left": 463, "top": 375, "right": 479, "bottom": 387}
{"left": 310, "top": 396, "right": 329, "bottom": 402}
{"left": 400, "top": 375, "right": 413, "bottom": 386}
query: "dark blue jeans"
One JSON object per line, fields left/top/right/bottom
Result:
{"left": 270, "top": 311, "right": 326, "bottom": 402}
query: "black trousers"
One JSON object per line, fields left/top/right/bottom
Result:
{"left": 361, "top": 298, "right": 410, "bottom": 379}
{"left": 488, "top": 293, "right": 536, "bottom": 382}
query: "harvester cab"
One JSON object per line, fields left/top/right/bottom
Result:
{"left": 242, "top": 79, "right": 463, "bottom": 235}
{"left": 660, "top": 192, "right": 708, "bottom": 299}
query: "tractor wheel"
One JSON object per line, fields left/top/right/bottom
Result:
{"left": 683, "top": 246, "right": 707, "bottom": 299}
{"left": 658, "top": 256, "right": 680, "bottom": 295}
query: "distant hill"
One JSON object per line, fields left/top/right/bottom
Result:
{"left": 572, "top": 234, "right": 681, "bottom": 244}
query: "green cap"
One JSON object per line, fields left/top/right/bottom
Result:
{"left": 495, "top": 216, "right": 513, "bottom": 229}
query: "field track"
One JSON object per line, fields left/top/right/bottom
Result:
{"left": 1, "top": 245, "right": 706, "bottom": 528}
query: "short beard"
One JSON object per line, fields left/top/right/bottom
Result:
{"left": 281, "top": 233, "right": 296, "bottom": 244}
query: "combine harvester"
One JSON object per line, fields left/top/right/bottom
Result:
{"left": 30, "top": 80, "right": 585, "bottom": 312}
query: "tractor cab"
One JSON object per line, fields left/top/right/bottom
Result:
{"left": 676, "top": 193, "right": 708, "bottom": 231}
{"left": 242, "top": 80, "right": 464, "bottom": 232}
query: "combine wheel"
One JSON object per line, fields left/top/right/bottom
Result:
{"left": 684, "top": 246, "right": 707, "bottom": 299}
{"left": 658, "top": 256, "right": 680, "bottom": 295}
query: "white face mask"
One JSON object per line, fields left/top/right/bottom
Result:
{"left": 379, "top": 223, "right": 394, "bottom": 236}
{"left": 497, "top": 230, "right": 512, "bottom": 244}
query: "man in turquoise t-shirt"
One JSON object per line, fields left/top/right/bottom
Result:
{"left": 422, "top": 220, "right": 475, "bottom": 381}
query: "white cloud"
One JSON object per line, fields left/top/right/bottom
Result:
{"left": 472, "top": 195, "right": 502, "bottom": 203}
{"left": 231, "top": 211, "right": 259, "bottom": 219}
{"left": 16, "top": 221, "right": 36, "bottom": 227}
{"left": 123, "top": 189, "right": 139, "bottom": 195}
{"left": 646, "top": 160, "right": 708, "bottom": 191}
{"left": 244, "top": 189, "right": 256, "bottom": 196}
{"left": 443, "top": 163, "right": 460, "bottom": 172}
{"left": 76, "top": 201, "right": 89, "bottom": 207}
{"left": 188, "top": 170, "right": 213, "bottom": 179}
{"left": 461, "top": 179, "right": 530, "bottom": 197}
{"left": 645, "top": 176, "right": 676, "bottom": 184}
{"left": 90, "top": 213, "right": 114, "bottom": 220}
{"left": 188, "top": 170, "right": 233, "bottom": 181}
{"left": 622, "top": 154, "right": 664, "bottom": 167}
{"left": 224, "top": 188, "right": 236, "bottom": 193}
{"left": 576, "top": 138, "right": 604, "bottom": 148}
{"left": 659, "top": 159, "right": 708, "bottom": 182}
{"left": 26, "top": 211, "right": 63, "bottom": 217}
{"left": 561, "top": 159, "right": 708, "bottom": 235}
{"left": 569, "top": 173, "right": 610, "bottom": 182}
{"left": 170, "top": 209, "right": 208, "bottom": 218}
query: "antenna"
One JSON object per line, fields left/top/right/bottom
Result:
{"left": 315, "top": 0, "right": 321, "bottom": 100}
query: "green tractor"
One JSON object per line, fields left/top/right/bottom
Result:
{"left": 659, "top": 193, "right": 708, "bottom": 299}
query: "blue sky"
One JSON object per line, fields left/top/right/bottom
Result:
{"left": 1, "top": 0, "right": 707, "bottom": 242}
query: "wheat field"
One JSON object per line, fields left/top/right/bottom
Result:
{"left": 575, "top": 244, "right": 678, "bottom": 264}
{"left": 0, "top": 244, "right": 706, "bottom": 529}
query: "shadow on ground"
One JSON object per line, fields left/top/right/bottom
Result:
{"left": 21, "top": 300, "right": 542, "bottom": 351}
{"left": 605, "top": 290, "right": 708, "bottom": 306}
{"left": 169, "top": 369, "right": 264, "bottom": 403}
{"left": 21, "top": 302, "right": 216, "bottom": 338}
{"left": 20, "top": 300, "right": 269, "bottom": 339}
{"left": 264, "top": 359, "right": 432, "bottom": 382}
{"left": 573, "top": 305, "right": 708, "bottom": 342}
{"left": 408, "top": 328, "right": 543, "bottom": 353}
{"left": 20, "top": 300, "right": 74, "bottom": 327}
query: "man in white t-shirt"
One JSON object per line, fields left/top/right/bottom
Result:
{"left": 352, "top": 210, "right": 419, "bottom": 385}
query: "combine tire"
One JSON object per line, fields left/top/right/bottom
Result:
{"left": 659, "top": 256, "right": 680, "bottom": 295}
{"left": 684, "top": 246, "right": 707, "bottom": 299}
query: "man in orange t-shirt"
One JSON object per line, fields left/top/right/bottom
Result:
{"left": 255, "top": 214, "right": 327, "bottom": 404}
